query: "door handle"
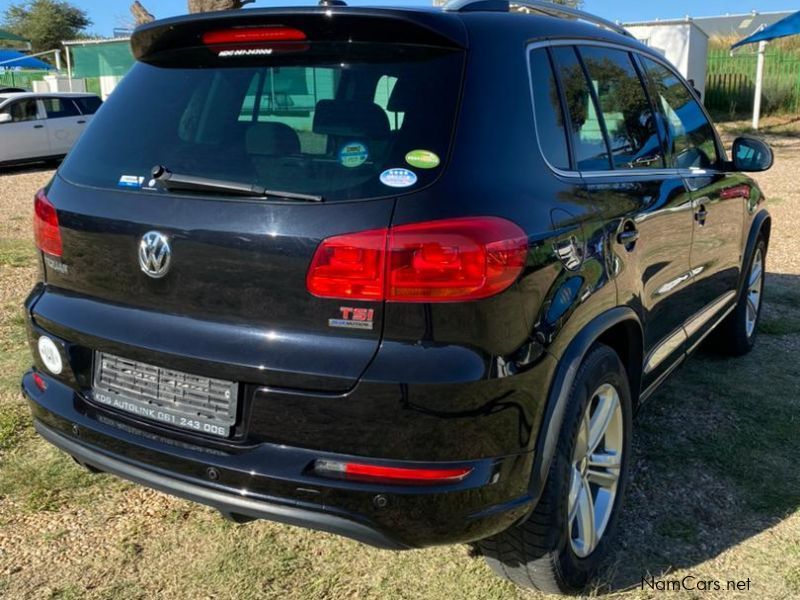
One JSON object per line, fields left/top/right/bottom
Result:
{"left": 695, "top": 204, "right": 708, "bottom": 225}
{"left": 33, "top": 124, "right": 44, "bottom": 129}
{"left": 617, "top": 229, "right": 640, "bottom": 246}
{"left": 77, "top": 120, "right": 86, "bottom": 124}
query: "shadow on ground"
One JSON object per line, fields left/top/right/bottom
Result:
{"left": 600, "top": 272, "right": 800, "bottom": 592}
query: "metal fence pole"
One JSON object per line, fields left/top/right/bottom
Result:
{"left": 752, "top": 41, "right": 767, "bottom": 129}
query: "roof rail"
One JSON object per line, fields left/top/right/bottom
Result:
{"left": 443, "top": 0, "right": 634, "bottom": 39}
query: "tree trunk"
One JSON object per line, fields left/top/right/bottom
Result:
{"left": 187, "top": 0, "right": 253, "bottom": 12}
{"left": 130, "top": 0, "right": 155, "bottom": 25}
{"left": 131, "top": 0, "right": 252, "bottom": 25}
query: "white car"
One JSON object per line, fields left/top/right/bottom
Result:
{"left": 0, "top": 92, "right": 102, "bottom": 167}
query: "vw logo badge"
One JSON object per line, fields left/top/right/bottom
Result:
{"left": 138, "top": 231, "right": 171, "bottom": 279}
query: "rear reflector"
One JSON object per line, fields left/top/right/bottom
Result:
{"left": 202, "top": 27, "right": 307, "bottom": 45}
{"left": 33, "top": 372, "right": 47, "bottom": 392}
{"left": 33, "top": 189, "right": 62, "bottom": 257}
{"left": 306, "top": 217, "right": 527, "bottom": 302}
{"left": 314, "top": 459, "right": 472, "bottom": 485}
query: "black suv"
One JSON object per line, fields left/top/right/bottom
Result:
{"left": 21, "top": 0, "right": 773, "bottom": 593}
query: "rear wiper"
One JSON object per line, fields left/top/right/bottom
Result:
{"left": 150, "top": 165, "right": 324, "bottom": 202}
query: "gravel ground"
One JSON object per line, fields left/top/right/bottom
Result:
{"left": 0, "top": 121, "right": 798, "bottom": 599}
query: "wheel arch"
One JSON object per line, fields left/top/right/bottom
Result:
{"left": 527, "top": 306, "right": 643, "bottom": 507}
{"left": 739, "top": 209, "right": 771, "bottom": 293}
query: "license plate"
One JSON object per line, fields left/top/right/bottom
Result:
{"left": 92, "top": 352, "right": 238, "bottom": 438}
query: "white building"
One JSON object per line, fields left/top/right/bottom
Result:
{"left": 624, "top": 20, "right": 709, "bottom": 100}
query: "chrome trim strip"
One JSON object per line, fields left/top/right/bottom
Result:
{"left": 644, "top": 290, "right": 738, "bottom": 374}
{"left": 684, "top": 290, "right": 737, "bottom": 338}
{"left": 644, "top": 327, "right": 687, "bottom": 374}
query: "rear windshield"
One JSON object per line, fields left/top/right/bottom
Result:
{"left": 60, "top": 43, "right": 464, "bottom": 202}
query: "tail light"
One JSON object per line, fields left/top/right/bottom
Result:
{"left": 314, "top": 459, "right": 472, "bottom": 485}
{"left": 202, "top": 27, "right": 307, "bottom": 45}
{"left": 306, "top": 217, "right": 527, "bottom": 302}
{"left": 34, "top": 189, "right": 62, "bottom": 257}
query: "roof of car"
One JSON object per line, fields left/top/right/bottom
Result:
{"left": 0, "top": 92, "right": 99, "bottom": 99}
{"left": 0, "top": 92, "right": 100, "bottom": 106}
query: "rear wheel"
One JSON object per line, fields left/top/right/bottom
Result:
{"left": 478, "top": 344, "right": 632, "bottom": 594}
{"left": 710, "top": 236, "right": 766, "bottom": 356}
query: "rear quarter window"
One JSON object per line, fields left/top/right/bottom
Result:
{"left": 529, "top": 48, "right": 571, "bottom": 171}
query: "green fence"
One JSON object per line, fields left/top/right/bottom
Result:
{"left": 0, "top": 69, "right": 50, "bottom": 90}
{"left": 705, "top": 49, "right": 800, "bottom": 117}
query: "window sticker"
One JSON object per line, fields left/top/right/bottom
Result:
{"left": 405, "top": 149, "right": 440, "bottom": 169}
{"left": 339, "top": 142, "right": 369, "bottom": 168}
{"left": 379, "top": 168, "right": 418, "bottom": 188}
{"left": 118, "top": 175, "right": 145, "bottom": 188}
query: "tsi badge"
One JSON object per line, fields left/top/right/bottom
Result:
{"left": 329, "top": 307, "right": 374, "bottom": 331}
{"left": 138, "top": 231, "right": 172, "bottom": 279}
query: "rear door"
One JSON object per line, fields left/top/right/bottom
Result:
{"left": 553, "top": 44, "right": 695, "bottom": 388}
{"left": 0, "top": 98, "right": 49, "bottom": 161}
{"left": 641, "top": 58, "right": 746, "bottom": 345}
{"left": 43, "top": 35, "right": 465, "bottom": 392}
{"left": 41, "top": 97, "right": 84, "bottom": 154}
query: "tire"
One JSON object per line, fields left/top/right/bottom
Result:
{"left": 709, "top": 236, "right": 766, "bottom": 357}
{"left": 478, "top": 344, "right": 633, "bottom": 595}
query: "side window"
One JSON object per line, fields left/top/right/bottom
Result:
{"left": 549, "top": 46, "right": 610, "bottom": 171}
{"left": 641, "top": 58, "right": 719, "bottom": 170}
{"left": 374, "top": 75, "right": 405, "bottom": 131}
{"left": 529, "top": 48, "right": 570, "bottom": 171}
{"left": 576, "top": 46, "right": 664, "bottom": 169}
{"left": 75, "top": 96, "right": 102, "bottom": 115}
{"left": 42, "top": 98, "right": 81, "bottom": 119}
{"left": 5, "top": 99, "right": 40, "bottom": 122}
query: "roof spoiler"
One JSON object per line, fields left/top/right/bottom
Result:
{"left": 130, "top": 7, "right": 468, "bottom": 61}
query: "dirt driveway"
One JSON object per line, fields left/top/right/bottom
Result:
{"left": 0, "top": 123, "right": 798, "bottom": 599}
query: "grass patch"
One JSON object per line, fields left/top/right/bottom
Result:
{"left": 759, "top": 316, "right": 800, "bottom": 336}
{"left": 0, "top": 404, "right": 29, "bottom": 450}
{"left": 786, "top": 567, "right": 800, "bottom": 594}
{"left": 0, "top": 302, "right": 31, "bottom": 394}
{"left": 0, "top": 239, "right": 35, "bottom": 269}
{"left": 0, "top": 440, "right": 113, "bottom": 512}
{"left": 655, "top": 516, "right": 699, "bottom": 543}
{"left": 656, "top": 347, "right": 800, "bottom": 515}
{"left": 767, "top": 285, "right": 800, "bottom": 308}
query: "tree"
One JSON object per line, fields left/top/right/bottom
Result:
{"left": 187, "top": 0, "right": 254, "bottom": 11}
{"left": 131, "top": 0, "right": 255, "bottom": 24}
{"left": 2, "top": 0, "right": 90, "bottom": 56}
{"left": 551, "top": 0, "right": 584, "bottom": 8}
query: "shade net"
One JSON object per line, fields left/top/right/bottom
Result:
{"left": 70, "top": 40, "right": 134, "bottom": 78}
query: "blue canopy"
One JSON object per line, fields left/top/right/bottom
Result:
{"left": 732, "top": 10, "right": 800, "bottom": 48}
{"left": 0, "top": 50, "right": 54, "bottom": 70}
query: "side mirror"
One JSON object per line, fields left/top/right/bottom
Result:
{"left": 0, "top": 113, "right": 12, "bottom": 124}
{"left": 732, "top": 136, "right": 774, "bottom": 172}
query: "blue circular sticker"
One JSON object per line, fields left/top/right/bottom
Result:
{"left": 339, "top": 142, "right": 369, "bottom": 168}
{"left": 379, "top": 168, "right": 418, "bottom": 188}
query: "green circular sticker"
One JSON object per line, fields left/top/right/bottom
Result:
{"left": 405, "top": 149, "right": 440, "bottom": 169}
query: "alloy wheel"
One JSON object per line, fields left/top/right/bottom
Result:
{"left": 745, "top": 248, "right": 764, "bottom": 338}
{"left": 568, "top": 383, "right": 624, "bottom": 558}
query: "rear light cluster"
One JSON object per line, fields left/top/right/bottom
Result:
{"left": 34, "top": 188, "right": 62, "bottom": 257}
{"left": 306, "top": 217, "right": 527, "bottom": 302}
{"left": 314, "top": 459, "right": 472, "bottom": 485}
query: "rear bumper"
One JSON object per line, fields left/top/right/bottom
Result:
{"left": 23, "top": 371, "right": 536, "bottom": 549}
{"left": 33, "top": 418, "right": 405, "bottom": 549}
